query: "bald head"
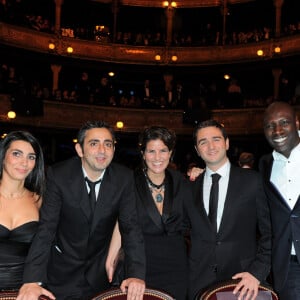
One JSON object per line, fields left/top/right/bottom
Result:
{"left": 263, "top": 101, "right": 299, "bottom": 157}
{"left": 264, "top": 102, "right": 296, "bottom": 123}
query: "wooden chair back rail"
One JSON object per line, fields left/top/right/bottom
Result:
{"left": 198, "top": 280, "right": 278, "bottom": 300}
{"left": 91, "top": 288, "right": 174, "bottom": 300}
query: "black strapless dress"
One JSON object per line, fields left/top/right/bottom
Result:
{"left": 0, "top": 221, "right": 39, "bottom": 290}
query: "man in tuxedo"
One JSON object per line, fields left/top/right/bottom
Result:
{"left": 17, "top": 120, "right": 146, "bottom": 300}
{"left": 186, "top": 119, "right": 271, "bottom": 300}
{"left": 259, "top": 101, "right": 300, "bottom": 300}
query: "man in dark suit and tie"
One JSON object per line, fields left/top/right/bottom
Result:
{"left": 260, "top": 101, "right": 300, "bottom": 300}
{"left": 17, "top": 120, "right": 146, "bottom": 300}
{"left": 186, "top": 119, "right": 271, "bottom": 300}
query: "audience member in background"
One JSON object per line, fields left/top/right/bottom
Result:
{"left": 17, "top": 120, "right": 145, "bottom": 300}
{"left": 279, "top": 76, "right": 293, "bottom": 104}
{"left": 94, "top": 76, "right": 113, "bottom": 106}
{"left": 186, "top": 119, "right": 271, "bottom": 300}
{"left": 226, "top": 78, "right": 243, "bottom": 108}
{"left": 76, "top": 71, "right": 91, "bottom": 104}
{"left": 173, "top": 81, "right": 186, "bottom": 109}
{"left": 183, "top": 96, "right": 211, "bottom": 126}
{"left": 106, "top": 126, "right": 191, "bottom": 300}
{"left": 259, "top": 101, "right": 300, "bottom": 300}
{"left": 238, "top": 152, "right": 255, "bottom": 169}
{"left": 141, "top": 79, "right": 157, "bottom": 108}
{"left": 0, "top": 131, "right": 45, "bottom": 290}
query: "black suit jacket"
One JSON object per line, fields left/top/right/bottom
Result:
{"left": 134, "top": 167, "right": 190, "bottom": 237}
{"left": 259, "top": 153, "right": 300, "bottom": 293}
{"left": 186, "top": 164, "right": 271, "bottom": 299}
{"left": 23, "top": 157, "right": 145, "bottom": 298}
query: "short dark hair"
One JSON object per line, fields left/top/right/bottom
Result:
{"left": 77, "top": 120, "right": 116, "bottom": 148}
{"left": 238, "top": 152, "right": 255, "bottom": 167}
{"left": 193, "top": 119, "right": 228, "bottom": 145}
{"left": 0, "top": 131, "right": 45, "bottom": 197}
{"left": 138, "top": 126, "right": 176, "bottom": 153}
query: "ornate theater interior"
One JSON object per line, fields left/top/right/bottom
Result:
{"left": 0, "top": 0, "right": 299, "bottom": 171}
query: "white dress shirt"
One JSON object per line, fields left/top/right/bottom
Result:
{"left": 83, "top": 168, "right": 105, "bottom": 200}
{"left": 271, "top": 142, "right": 300, "bottom": 255}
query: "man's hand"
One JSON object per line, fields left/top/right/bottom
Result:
{"left": 16, "top": 283, "right": 55, "bottom": 300}
{"left": 232, "top": 272, "right": 260, "bottom": 300}
{"left": 188, "top": 167, "right": 204, "bottom": 181}
{"left": 120, "top": 278, "right": 145, "bottom": 300}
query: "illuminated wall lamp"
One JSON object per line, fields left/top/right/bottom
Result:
{"left": 274, "top": 46, "right": 281, "bottom": 53}
{"left": 257, "top": 49, "right": 264, "bottom": 56}
{"left": 7, "top": 111, "right": 16, "bottom": 119}
{"left": 67, "top": 46, "right": 73, "bottom": 54}
{"left": 171, "top": 55, "right": 178, "bottom": 62}
{"left": 163, "top": 1, "right": 177, "bottom": 7}
{"left": 48, "top": 42, "right": 55, "bottom": 50}
{"left": 116, "top": 121, "right": 124, "bottom": 129}
{"left": 155, "top": 54, "right": 161, "bottom": 61}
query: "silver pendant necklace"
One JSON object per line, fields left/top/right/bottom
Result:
{"left": 148, "top": 184, "right": 165, "bottom": 203}
{"left": 143, "top": 170, "right": 165, "bottom": 203}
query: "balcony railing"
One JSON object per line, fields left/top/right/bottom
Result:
{"left": 1, "top": 22, "right": 300, "bottom": 66}
{"left": 2, "top": 95, "right": 298, "bottom": 136}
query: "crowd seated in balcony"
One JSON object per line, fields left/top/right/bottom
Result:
{"left": 0, "top": 0, "right": 54, "bottom": 33}
{"left": 2, "top": 62, "right": 300, "bottom": 115}
{"left": 1, "top": 0, "right": 300, "bottom": 48}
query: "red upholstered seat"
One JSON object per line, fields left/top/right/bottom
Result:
{"left": 0, "top": 291, "right": 50, "bottom": 300}
{"left": 91, "top": 287, "right": 174, "bottom": 300}
{"left": 197, "top": 280, "right": 278, "bottom": 300}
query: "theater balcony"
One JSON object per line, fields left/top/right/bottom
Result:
{"left": 2, "top": 94, "right": 299, "bottom": 137}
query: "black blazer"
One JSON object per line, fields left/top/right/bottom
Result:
{"left": 23, "top": 157, "right": 145, "bottom": 298}
{"left": 186, "top": 164, "right": 271, "bottom": 299}
{"left": 134, "top": 167, "right": 190, "bottom": 236}
{"left": 259, "top": 153, "right": 300, "bottom": 293}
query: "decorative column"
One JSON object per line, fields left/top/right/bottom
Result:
{"left": 273, "top": 0, "right": 284, "bottom": 38}
{"left": 222, "top": 0, "right": 228, "bottom": 45}
{"left": 164, "top": 2, "right": 176, "bottom": 47}
{"left": 163, "top": 72, "right": 174, "bottom": 105}
{"left": 54, "top": 0, "right": 64, "bottom": 34}
{"left": 112, "top": 0, "right": 119, "bottom": 43}
{"left": 272, "top": 68, "right": 282, "bottom": 100}
{"left": 51, "top": 64, "right": 62, "bottom": 93}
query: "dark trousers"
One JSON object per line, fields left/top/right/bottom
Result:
{"left": 278, "top": 256, "right": 300, "bottom": 300}
{"left": 47, "top": 277, "right": 100, "bottom": 300}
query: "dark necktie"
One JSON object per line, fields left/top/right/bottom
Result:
{"left": 208, "top": 173, "right": 221, "bottom": 233}
{"left": 85, "top": 177, "right": 101, "bottom": 211}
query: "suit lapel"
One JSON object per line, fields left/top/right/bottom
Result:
{"left": 293, "top": 195, "right": 300, "bottom": 211}
{"left": 162, "top": 169, "right": 174, "bottom": 217}
{"left": 69, "top": 159, "right": 92, "bottom": 222}
{"left": 194, "top": 172, "right": 212, "bottom": 228}
{"left": 135, "top": 168, "right": 163, "bottom": 229}
{"left": 218, "top": 165, "right": 237, "bottom": 232}
{"left": 90, "top": 168, "right": 115, "bottom": 232}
